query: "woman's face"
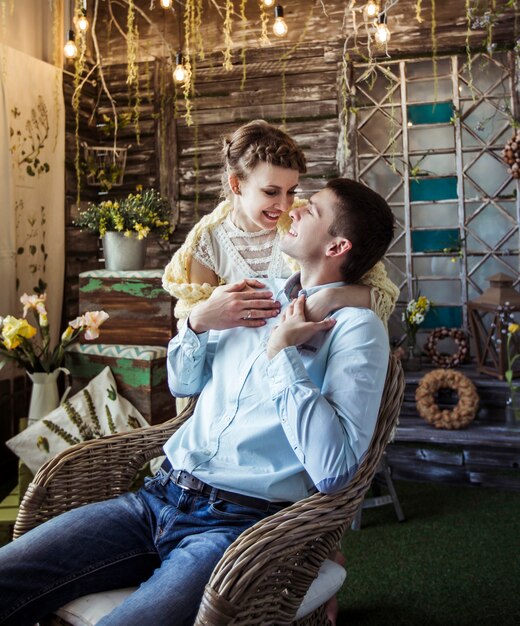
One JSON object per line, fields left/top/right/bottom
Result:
{"left": 230, "top": 161, "right": 300, "bottom": 232}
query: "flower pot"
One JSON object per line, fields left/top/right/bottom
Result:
{"left": 505, "top": 390, "right": 520, "bottom": 425}
{"left": 27, "top": 368, "right": 71, "bottom": 425}
{"left": 403, "top": 344, "right": 422, "bottom": 372}
{"left": 102, "top": 232, "right": 147, "bottom": 271}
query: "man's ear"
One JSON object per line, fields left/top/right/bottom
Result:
{"left": 326, "top": 238, "right": 351, "bottom": 258}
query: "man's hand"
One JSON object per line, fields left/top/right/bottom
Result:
{"left": 189, "top": 279, "right": 281, "bottom": 333}
{"left": 266, "top": 294, "right": 336, "bottom": 359}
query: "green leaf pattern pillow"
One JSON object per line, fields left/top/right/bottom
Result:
{"left": 7, "top": 367, "right": 148, "bottom": 474}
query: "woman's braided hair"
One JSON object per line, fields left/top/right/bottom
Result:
{"left": 221, "top": 119, "right": 307, "bottom": 197}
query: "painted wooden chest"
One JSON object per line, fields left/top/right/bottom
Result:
{"left": 78, "top": 270, "right": 176, "bottom": 347}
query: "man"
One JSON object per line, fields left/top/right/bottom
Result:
{"left": 0, "top": 179, "right": 394, "bottom": 626}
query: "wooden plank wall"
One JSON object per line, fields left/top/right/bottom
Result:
{"left": 64, "top": 41, "right": 343, "bottom": 321}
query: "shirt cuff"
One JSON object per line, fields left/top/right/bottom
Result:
{"left": 267, "top": 346, "right": 310, "bottom": 397}
{"left": 178, "top": 317, "right": 209, "bottom": 355}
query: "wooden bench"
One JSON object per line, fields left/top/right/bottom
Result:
{"left": 387, "top": 364, "right": 520, "bottom": 490}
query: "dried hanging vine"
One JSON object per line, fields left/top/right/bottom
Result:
{"left": 240, "top": 0, "right": 248, "bottom": 90}
{"left": 465, "top": 0, "right": 475, "bottom": 97}
{"left": 222, "top": 0, "right": 234, "bottom": 71}
{"left": 126, "top": 0, "right": 141, "bottom": 144}
{"left": 431, "top": 0, "right": 438, "bottom": 100}
{"left": 195, "top": 0, "right": 205, "bottom": 61}
{"left": 259, "top": 0, "right": 270, "bottom": 46}
{"left": 182, "top": 0, "right": 196, "bottom": 126}
{"left": 73, "top": 0, "right": 88, "bottom": 202}
{"left": 415, "top": 0, "right": 424, "bottom": 23}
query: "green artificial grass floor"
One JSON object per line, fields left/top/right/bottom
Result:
{"left": 337, "top": 480, "right": 520, "bottom": 626}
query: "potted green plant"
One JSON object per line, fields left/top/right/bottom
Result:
{"left": 74, "top": 188, "right": 174, "bottom": 270}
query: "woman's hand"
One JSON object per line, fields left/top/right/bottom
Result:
{"left": 267, "top": 295, "right": 336, "bottom": 359}
{"left": 305, "top": 285, "right": 372, "bottom": 322}
{"left": 189, "top": 279, "right": 280, "bottom": 333}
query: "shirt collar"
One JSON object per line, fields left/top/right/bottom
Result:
{"left": 280, "top": 272, "right": 346, "bottom": 302}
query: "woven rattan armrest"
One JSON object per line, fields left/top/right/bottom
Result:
{"left": 13, "top": 398, "right": 197, "bottom": 539}
{"left": 195, "top": 355, "right": 405, "bottom": 626}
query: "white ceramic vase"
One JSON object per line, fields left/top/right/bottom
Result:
{"left": 102, "top": 232, "right": 147, "bottom": 271}
{"left": 27, "top": 368, "right": 71, "bottom": 425}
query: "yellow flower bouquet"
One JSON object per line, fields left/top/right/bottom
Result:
{"left": 504, "top": 314, "right": 519, "bottom": 421}
{"left": 0, "top": 293, "right": 109, "bottom": 374}
{"left": 74, "top": 188, "right": 174, "bottom": 241}
{"left": 402, "top": 294, "right": 432, "bottom": 349}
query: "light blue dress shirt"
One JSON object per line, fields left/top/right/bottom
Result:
{"left": 165, "top": 274, "right": 390, "bottom": 503}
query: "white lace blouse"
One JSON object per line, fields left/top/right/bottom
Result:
{"left": 191, "top": 215, "right": 293, "bottom": 282}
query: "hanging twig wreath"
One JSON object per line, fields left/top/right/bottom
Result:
{"left": 423, "top": 327, "right": 469, "bottom": 368}
{"left": 501, "top": 130, "right": 520, "bottom": 179}
{"left": 415, "top": 369, "right": 479, "bottom": 429}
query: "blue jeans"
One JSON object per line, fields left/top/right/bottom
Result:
{"left": 0, "top": 470, "right": 277, "bottom": 626}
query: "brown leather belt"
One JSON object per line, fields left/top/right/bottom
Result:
{"left": 161, "top": 459, "right": 291, "bottom": 514}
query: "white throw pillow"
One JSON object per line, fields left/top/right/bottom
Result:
{"left": 6, "top": 366, "right": 148, "bottom": 475}
{"left": 54, "top": 559, "right": 346, "bottom": 625}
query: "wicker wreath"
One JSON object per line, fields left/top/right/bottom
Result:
{"left": 415, "top": 369, "right": 479, "bottom": 429}
{"left": 423, "top": 327, "right": 469, "bottom": 368}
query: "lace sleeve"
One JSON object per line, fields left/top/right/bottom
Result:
{"left": 360, "top": 262, "right": 400, "bottom": 326}
{"left": 191, "top": 228, "right": 216, "bottom": 273}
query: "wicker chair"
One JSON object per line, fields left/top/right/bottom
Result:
{"left": 14, "top": 354, "right": 404, "bottom": 625}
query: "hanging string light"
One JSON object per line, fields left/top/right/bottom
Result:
{"left": 364, "top": 1, "right": 379, "bottom": 20}
{"left": 173, "top": 52, "right": 187, "bottom": 83}
{"left": 63, "top": 30, "right": 78, "bottom": 58}
{"left": 374, "top": 12, "right": 391, "bottom": 44}
{"left": 273, "top": 5, "right": 288, "bottom": 37}
{"left": 262, "top": 0, "right": 275, "bottom": 7}
{"left": 160, "top": 0, "right": 173, "bottom": 8}
{"left": 76, "top": 8, "right": 89, "bottom": 32}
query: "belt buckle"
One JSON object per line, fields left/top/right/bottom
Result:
{"left": 172, "top": 470, "right": 191, "bottom": 491}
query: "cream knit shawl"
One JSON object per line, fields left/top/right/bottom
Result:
{"left": 162, "top": 198, "right": 399, "bottom": 323}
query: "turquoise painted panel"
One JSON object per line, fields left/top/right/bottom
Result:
{"left": 411, "top": 229, "right": 460, "bottom": 252}
{"left": 422, "top": 306, "right": 463, "bottom": 329}
{"left": 410, "top": 177, "right": 458, "bottom": 201}
{"left": 407, "top": 102, "right": 453, "bottom": 125}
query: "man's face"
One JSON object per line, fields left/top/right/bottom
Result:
{"left": 280, "top": 187, "right": 337, "bottom": 263}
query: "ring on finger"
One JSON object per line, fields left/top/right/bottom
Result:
{"left": 244, "top": 310, "right": 252, "bottom": 320}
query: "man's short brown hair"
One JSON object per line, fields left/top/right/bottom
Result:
{"left": 326, "top": 178, "right": 395, "bottom": 283}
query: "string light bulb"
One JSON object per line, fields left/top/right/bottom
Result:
{"left": 63, "top": 30, "right": 78, "bottom": 59}
{"left": 364, "top": 1, "right": 379, "bottom": 19}
{"left": 374, "top": 13, "right": 391, "bottom": 44}
{"left": 76, "top": 9, "right": 89, "bottom": 32}
{"left": 173, "top": 52, "right": 187, "bottom": 83}
{"left": 262, "top": 0, "right": 275, "bottom": 6}
{"left": 273, "top": 5, "right": 288, "bottom": 37}
{"left": 160, "top": 0, "right": 173, "bottom": 8}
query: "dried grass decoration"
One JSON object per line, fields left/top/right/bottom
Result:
{"left": 415, "top": 369, "right": 479, "bottom": 429}
{"left": 424, "top": 327, "right": 469, "bottom": 368}
{"left": 501, "top": 130, "right": 520, "bottom": 178}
